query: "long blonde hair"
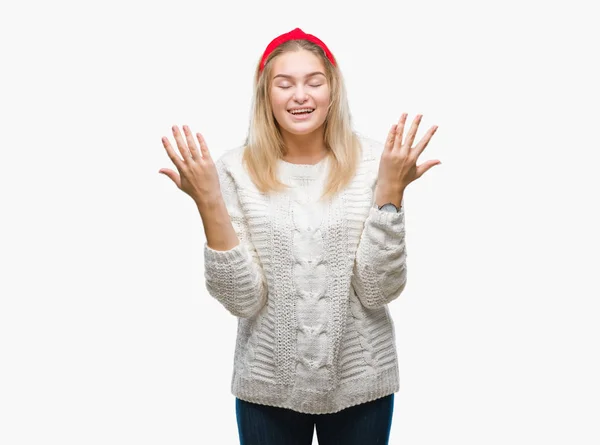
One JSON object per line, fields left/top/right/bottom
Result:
{"left": 242, "top": 39, "right": 362, "bottom": 200}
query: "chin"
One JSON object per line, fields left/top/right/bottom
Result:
{"left": 283, "top": 125, "right": 322, "bottom": 135}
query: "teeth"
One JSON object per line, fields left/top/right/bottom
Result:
{"left": 289, "top": 108, "right": 314, "bottom": 114}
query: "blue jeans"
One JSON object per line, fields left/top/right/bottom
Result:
{"left": 236, "top": 394, "right": 394, "bottom": 445}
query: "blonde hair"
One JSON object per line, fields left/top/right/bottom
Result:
{"left": 242, "top": 39, "right": 362, "bottom": 200}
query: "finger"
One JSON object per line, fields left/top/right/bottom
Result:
{"left": 161, "top": 136, "right": 184, "bottom": 170}
{"left": 393, "top": 113, "right": 408, "bottom": 151}
{"left": 415, "top": 159, "right": 441, "bottom": 179}
{"left": 196, "top": 133, "right": 211, "bottom": 159}
{"left": 403, "top": 114, "right": 422, "bottom": 152}
{"left": 384, "top": 124, "right": 397, "bottom": 151}
{"left": 182, "top": 125, "right": 200, "bottom": 160}
{"left": 413, "top": 125, "right": 439, "bottom": 158}
{"left": 158, "top": 168, "right": 182, "bottom": 189}
{"left": 172, "top": 125, "right": 192, "bottom": 161}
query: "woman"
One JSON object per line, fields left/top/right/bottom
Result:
{"left": 159, "top": 27, "right": 440, "bottom": 445}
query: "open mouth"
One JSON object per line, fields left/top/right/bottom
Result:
{"left": 288, "top": 108, "right": 315, "bottom": 116}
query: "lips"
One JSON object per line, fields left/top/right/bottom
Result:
{"left": 287, "top": 108, "right": 315, "bottom": 123}
{"left": 287, "top": 108, "right": 315, "bottom": 115}
{"left": 288, "top": 110, "right": 314, "bottom": 120}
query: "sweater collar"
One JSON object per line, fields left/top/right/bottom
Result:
{"left": 277, "top": 155, "right": 330, "bottom": 180}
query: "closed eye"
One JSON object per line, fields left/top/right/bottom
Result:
{"left": 278, "top": 84, "right": 323, "bottom": 89}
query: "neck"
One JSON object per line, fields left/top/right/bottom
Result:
{"left": 280, "top": 127, "right": 328, "bottom": 164}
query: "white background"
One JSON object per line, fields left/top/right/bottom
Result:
{"left": 1, "top": 0, "right": 599, "bottom": 444}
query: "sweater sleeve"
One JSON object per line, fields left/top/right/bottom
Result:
{"left": 203, "top": 157, "right": 268, "bottom": 318}
{"left": 351, "top": 204, "right": 408, "bottom": 309}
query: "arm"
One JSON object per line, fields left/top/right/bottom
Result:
{"left": 201, "top": 157, "right": 267, "bottom": 318}
{"left": 351, "top": 114, "right": 439, "bottom": 309}
{"left": 351, "top": 154, "right": 408, "bottom": 310}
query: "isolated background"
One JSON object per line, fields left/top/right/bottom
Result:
{"left": 1, "top": 0, "right": 599, "bottom": 444}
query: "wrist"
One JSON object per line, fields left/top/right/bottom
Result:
{"left": 195, "top": 194, "right": 225, "bottom": 213}
{"left": 375, "top": 185, "right": 404, "bottom": 208}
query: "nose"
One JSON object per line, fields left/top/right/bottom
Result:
{"left": 293, "top": 85, "right": 308, "bottom": 103}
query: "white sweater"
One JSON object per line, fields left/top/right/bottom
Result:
{"left": 203, "top": 136, "right": 407, "bottom": 414}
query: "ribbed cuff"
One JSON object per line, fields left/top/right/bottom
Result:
{"left": 369, "top": 205, "right": 405, "bottom": 226}
{"left": 204, "top": 241, "right": 248, "bottom": 264}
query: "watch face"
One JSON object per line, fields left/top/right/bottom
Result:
{"left": 379, "top": 203, "right": 398, "bottom": 213}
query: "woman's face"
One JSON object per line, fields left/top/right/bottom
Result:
{"left": 269, "top": 50, "right": 331, "bottom": 136}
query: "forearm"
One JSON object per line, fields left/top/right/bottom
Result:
{"left": 199, "top": 196, "right": 267, "bottom": 318}
{"left": 196, "top": 197, "right": 240, "bottom": 251}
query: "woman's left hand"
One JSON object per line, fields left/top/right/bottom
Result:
{"left": 376, "top": 113, "right": 440, "bottom": 200}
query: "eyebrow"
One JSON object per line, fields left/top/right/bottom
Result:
{"left": 273, "top": 71, "right": 326, "bottom": 80}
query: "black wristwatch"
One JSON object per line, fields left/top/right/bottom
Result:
{"left": 377, "top": 202, "right": 401, "bottom": 213}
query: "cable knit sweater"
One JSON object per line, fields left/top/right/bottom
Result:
{"left": 203, "top": 135, "right": 407, "bottom": 414}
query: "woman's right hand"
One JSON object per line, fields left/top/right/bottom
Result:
{"left": 159, "top": 125, "right": 222, "bottom": 208}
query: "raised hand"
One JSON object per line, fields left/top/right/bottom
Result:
{"left": 376, "top": 113, "right": 440, "bottom": 202}
{"left": 159, "top": 125, "right": 222, "bottom": 208}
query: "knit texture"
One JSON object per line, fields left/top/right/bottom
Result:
{"left": 203, "top": 136, "right": 407, "bottom": 414}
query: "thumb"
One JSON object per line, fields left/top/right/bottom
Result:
{"left": 158, "top": 169, "right": 181, "bottom": 189}
{"left": 416, "top": 160, "right": 441, "bottom": 179}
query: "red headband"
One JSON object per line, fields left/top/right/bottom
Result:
{"left": 259, "top": 27, "right": 336, "bottom": 72}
